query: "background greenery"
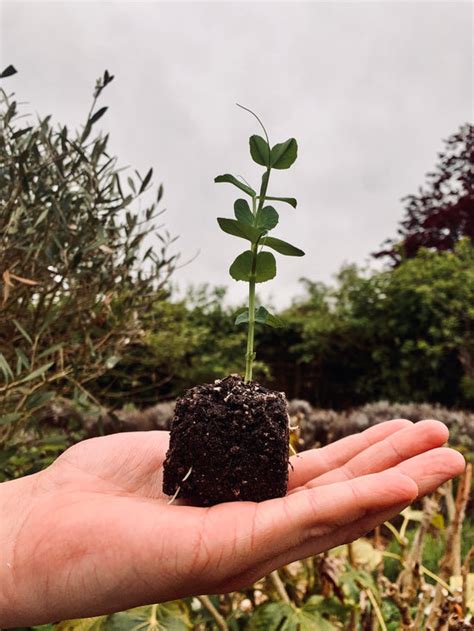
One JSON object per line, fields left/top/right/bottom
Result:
{"left": 1, "top": 69, "right": 472, "bottom": 628}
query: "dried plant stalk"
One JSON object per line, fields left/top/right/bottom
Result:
{"left": 426, "top": 464, "right": 472, "bottom": 628}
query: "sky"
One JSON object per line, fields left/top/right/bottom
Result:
{"left": 1, "top": 1, "right": 472, "bottom": 308}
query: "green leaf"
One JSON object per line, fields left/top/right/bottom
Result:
{"left": 234, "top": 199, "right": 254, "bottom": 225}
{"left": 55, "top": 615, "right": 107, "bottom": 631}
{"left": 89, "top": 106, "right": 108, "bottom": 125}
{"left": 247, "top": 602, "right": 296, "bottom": 630}
{"left": 235, "top": 305, "right": 283, "bottom": 327}
{"left": 263, "top": 195, "right": 297, "bottom": 208}
{"left": 271, "top": 138, "right": 298, "bottom": 169}
{"left": 127, "top": 177, "right": 136, "bottom": 194}
{"left": 139, "top": 168, "right": 153, "bottom": 194}
{"left": 214, "top": 174, "right": 256, "bottom": 197}
{"left": 254, "top": 306, "right": 268, "bottom": 324}
{"left": 229, "top": 251, "right": 253, "bottom": 281}
{"left": 0, "top": 448, "right": 16, "bottom": 467}
{"left": 235, "top": 309, "right": 249, "bottom": 325}
{"left": 13, "top": 319, "right": 33, "bottom": 345}
{"left": 17, "top": 362, "right": 54, "bottom": 384}
{"left": 0, "top": 413, "right": 22, "bottom": 426}
{"left": 255, "top": 252, "right": 276, "bottom": 283}
{"left": 15, "top": 348, "right": 30, "bottom": 375}
{"left": 0, "top": 64, "right": 17, "bottom": 78}
{"left": 217, "top": 218, "right": 263, "bottom": 243}
{"left": 157, "top": 183, "right": 164, "bottom": 202}
{"left": 249, "top": 134, "right": 271, "bottom": 167}
{"left": 248, "top": 599, "right": 337, "bottom": 631}
{"left": 262, "top": 236, "right": 305, "bottom": 256}
{"left": 12, "top": 126, "right": 32, "bottom": 139}
{"left": 256, "top": 206, "right": 279, "bottom": 230}
{"left": 255, "top": 251, "right": 277, "bottom": 282}
{"left": 299, "top": 605, "right": 339, "bottom": 631}
{"left": 25, "top": 389, "right": 56, "bottom": 411}
{"left": 229, "top": 251, "right": 276, "bottom": 283}
{"left": 103, "top": 69, "right": 114, "bottom": 86}
{"left": 303, "top": 595, "right": 349, "bottom": 626}
{"left": 38, "top": 343, "right": 64, "bottom": 359}
{"left": 105, "top": 603, "right": 191, "bottom": 630}
{"left": 343, "top": 567, "right": 378, "bottom": 594}
{"left": 255, "top": 305, "right": 285, "bottom": 327}
{"left": 0, "top": 353, "right": 14, "bottom": 381}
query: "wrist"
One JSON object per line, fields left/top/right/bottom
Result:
{"left": 0, "top": 473, "right": 41, "bottom": 627}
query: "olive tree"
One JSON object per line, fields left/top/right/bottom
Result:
{"left": 0, "top": 66, "right": 177, "bottom": 473}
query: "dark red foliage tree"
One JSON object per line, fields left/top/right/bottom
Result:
{"left": 375, "top": 123, "right": 473, "bottom": 264}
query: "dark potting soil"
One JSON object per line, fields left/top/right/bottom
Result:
{"left": 162, "top": 374, "right": 289, "bottom": 505}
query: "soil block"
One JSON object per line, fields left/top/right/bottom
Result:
{"left": 162, "top": 374, "right": 289, "bottom": 505}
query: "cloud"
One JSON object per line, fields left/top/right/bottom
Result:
{"left": 2, "top": 1, "right": 472, "bottom": 306}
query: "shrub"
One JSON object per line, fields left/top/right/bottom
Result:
{"left": 261, "top": 241, "right": 474, "bottom": 409}
{"left": 0, "top": 69, "right": 177, "bottom": 477}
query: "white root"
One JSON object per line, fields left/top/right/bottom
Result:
{"left": 182, "top": 465, "right": 193, "bottom": 481}
{"left": 288, "top": 412, "right": 299, "bottom": 431}
{"left": 167, "top": 466, "right": 193, "bottom": 505}
{"left": 167, "top": 486, "right": 181, "bottom": 505}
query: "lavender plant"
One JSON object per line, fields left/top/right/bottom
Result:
{"left": 215, "top": 106, "right": 305, "bottom": 382}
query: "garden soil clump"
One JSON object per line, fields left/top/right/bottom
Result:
{"left": 162, "top": 374, "right": 289, "bottom": 505}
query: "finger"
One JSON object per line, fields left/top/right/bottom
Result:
{"left": 288, "top": 418, "right": 412, "bottom": 490}
{"left": 221, "top": 500, "right": 410, "bottom": 593}
{"left": 216, "top": 447, "right": 466, "bottom": 591}
{"left": 294, "top": 420, "right": 449, "bottom": 492}
{"left": 281, "top": 470, "right": 418, "bottom": 536}
{"left": 197, "top": 468, "right": 418, "bottom": 589}
{"left": 394, "top": 447, "right": 465, "bottom": 496}
{"left": 230, "top": 447, "right": 466, "bottom": 588}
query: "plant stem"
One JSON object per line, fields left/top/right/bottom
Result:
{"left": 198, "top": 595, "right": 229, "bottom": 631}
{"left": 245, "top": 244, "right": 257, "bottom": 383}
{"left": 244, "top": 170, "right": 270, "bottom": 383}
{"left": 269, "top": 570, "right": 292, "bottom": 605}
{"left": 257, "top": 168, "right": 271, "bottom": 213}
{"left": 366, "top": 588, "right": 388, "bottom": 631}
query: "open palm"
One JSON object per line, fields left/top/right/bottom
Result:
{"left": 2, "top": 419, "right": 464, "bottom": 626}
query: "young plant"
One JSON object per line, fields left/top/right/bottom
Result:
{"left": 215, "top": 105, "right": 305, "bottom": 382}
{"left": 163, "top": 107, "right": 303, "bottom": 506}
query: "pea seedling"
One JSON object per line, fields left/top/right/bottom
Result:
{"left": 163, "top": 106, "right": 303, "bottom": 505}
{"left": 215, "top": 105, "right": 305, "bottom": 382}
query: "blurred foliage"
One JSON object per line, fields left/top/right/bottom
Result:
{"left": 95, "top": 286, "right": 250, "bottom": 406}
{"left": 375, "top": 123, "right": 473, "bottom": 263}
{"left": 260, "top": 239, "right": 474, "bottom": 409}
{"left": 0, "top": 71, "right": 177, "bottom": 475}
{"left": 94, "top": 240, "right": 474, "bottom": 411}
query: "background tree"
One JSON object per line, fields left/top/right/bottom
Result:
{"left": 0, "top": 67, "right": 177, "bottom": 474}
{"left": 375, "top": 123, "right": 473, "bottom": 264}
{"left": 259, "top": 241, "right": 474, "bottom": 409}
{"left": 95, "top": 286, "right": 248, "bottom": 406}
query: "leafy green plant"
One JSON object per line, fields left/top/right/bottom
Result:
{"left": 55, "top": 603, "right": 192, "bottom": 631}
{"left": 255, "top": 239, "right": 474, "bottom": 408}
{"left": 0, "top": 67, "right": 177, "bottom": 477}
{"left": 215, "top": 105, "right": 304, "bottom": 381}
{"left": 247, "top": 597, "right": 341, "bottom": 630}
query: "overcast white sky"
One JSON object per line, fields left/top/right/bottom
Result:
{"left": 1, "top": 1, "right": 472, "bottom": 307}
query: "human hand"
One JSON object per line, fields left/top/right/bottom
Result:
{"left": 0, "top": 419, "right": 464, "bottom": 626}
